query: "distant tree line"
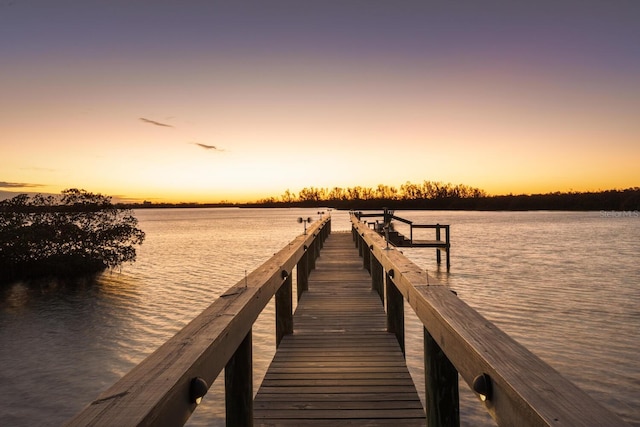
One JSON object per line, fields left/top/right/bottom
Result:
{"left": 457, "top": 188, "right": 640, "bottom": 211}
{"left": 256, "top": 181, "right": 487, "bottom": 205}
{"left": 110, "top": 180, "right": 640, "bottom": 211}
{"left": 248, "top": 182, "right": 640, "bottom": 211}
{"left": 0, "top": 189, "right": 145, "bottom": 283}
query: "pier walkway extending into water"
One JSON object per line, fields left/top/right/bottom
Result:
{"left": 67, "top": 214, "right": 630, "bottom": 427}
{"left": 253, "top": 232, "right": 424, "bottom": 426}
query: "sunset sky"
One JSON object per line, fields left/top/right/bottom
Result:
{"left": 2, "top": 1, "right": 639, "bottom": 203}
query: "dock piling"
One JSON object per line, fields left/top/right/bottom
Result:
{"left": 225, "top": 330, "right": 253, "bottom": 427}
{"left": 370, "top": 253, "right": 384, "bottom": 304}
{"left": 424, "top": 327, "right": 460, "bottom": 427}
{"left": 386, "top": 272, "right": 405, "bottom": 356}
{"left": 275, "top": 272, "right": 293, "bottom": 347}
{"left": 296, "top": 250, "right": 308, "bottom": 301}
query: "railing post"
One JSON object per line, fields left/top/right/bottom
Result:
{"left": 445, "top": 225, "right": 451, "bottom": 271}
{"left": 320, "top": 218, "right": 330, "bottom": 245}
{"left": 276, "top": 272, "right": 293, "bottom": 347}
{"left": 386, "top": 273, "right": 404, "bottom": 355}
{"left": 435, "top": 224, "right": 442, "bottom": 266}
{"left": 424, "top": 327, "right": 459, "bottom": 427}
{"left": 314, "top": 233, "right": 321, "bottom": 261}
{"left": 225, "top": 329, "right": 253, "bottom": 427}
{"left": 362, "top": 239, "right": 371, "bottom": 272}
{"left": 297, "top": 250, "right": 308, "bottom": 301}
{"left": 308, "top": 239, "right": 316, "bottom": 271}
{"left": 370, "top": 254, "right": 384, "bottom": 304}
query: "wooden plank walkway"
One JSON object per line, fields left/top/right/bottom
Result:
{"left": 254, "top": 232, "right": 425, "bottom": 426}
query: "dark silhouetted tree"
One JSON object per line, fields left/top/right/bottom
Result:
{"left": 0, "top": 189, "right": 145, "bottom": 283}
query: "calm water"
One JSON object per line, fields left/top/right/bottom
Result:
{"left": 0, "top": 208, "right": 638, "bottom": 426}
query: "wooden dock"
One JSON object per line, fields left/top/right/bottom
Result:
{"left": 254, "top": 232, "right": 424, "bottom": 426}
{"left": 66, "top": 214, "right": 630, "bottom": 427}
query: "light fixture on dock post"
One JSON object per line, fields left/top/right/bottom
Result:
{"left": 190, "top": 377, "right": 208, "bottom": 405}
{"left": 472, "top": 373, "right": 493, "bottom": 402}
{"left": 297, "top": 217, "right": 312, "bottom": 235}
{"left": 317, "top": 210, "right": 325, "bottom": 219}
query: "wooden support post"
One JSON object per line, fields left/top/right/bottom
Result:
{"left": 321, "top": 219, "right": 329, "bottom": 244}
{"left": 358, "top": 233, "right": 363, "bottom": 256}
{"left": 370, "top": 255, "right": 384, "bottom": 304}
{"left": 314, "top": 234, "right": 321, "bottom": 260}
{"left": 445, "top": 225, "right": 450, "bottom": 271}
{"left": 362, "top": 241, "right": 371, "bottom": 272}
{"left": 424, "top": 327, "right": 459, "bottom": 427}
{"left": 435, "top": 224, "right": 441, "bottom": 265}
{"left": 275, "top": 273, "right": 293, "bottom": 347}
{"left": 308, "top": 240, "right": 316, "bottom": 271}
{"left": 297, "top": 252, "right": 308, "bottom": 301}
{"left": 225, "top": 329, "right": 253, "bottom": 427}
{"left": 386, "top": 274, "right": 404, "bottom": 355}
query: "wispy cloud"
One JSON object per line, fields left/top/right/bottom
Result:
{"left": 138, "top": 117, "right": 223, "bottom": 152}
{"left": 0, "top": 181, "right": 42, "bottom": 188}
{"left": 139, "top": 117, "right": 173, "bottom": 128}
{"left": 192, "top": 142, "right": 224, "bottom": 151}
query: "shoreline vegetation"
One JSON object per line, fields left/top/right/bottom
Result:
{"left": 117, "top": 182, "right": 638, "bottom": 211}
{"left": 1, "top": 183, "right": 637, "bottom": 283}
{"left": 0, "top": 189, "right": 145, "bottom": 284}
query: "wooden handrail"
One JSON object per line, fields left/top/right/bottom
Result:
{"left": 351, "top": 213, "right": 628, "bottom": 427}
{"left": 66, "top": 215, "right": 331, "bottom": 427}
{"left": 353, "top": 210, "right": 451, "bottom": 269}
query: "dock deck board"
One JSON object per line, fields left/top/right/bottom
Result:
{"left": 254, "top": 232, "right": 425, "bottom": 426}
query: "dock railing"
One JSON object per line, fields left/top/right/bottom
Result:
{"left": 355, "top": 209, "right": 451, "bottom": 269}
{"left": 351, "top": 212, "right": 628, "bottom": 427}
{"left": 66, "top": 215, "right": 331, "bottom": 427}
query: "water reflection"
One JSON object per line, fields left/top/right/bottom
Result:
{"left": 0, "top": 276, "right": 101, "bottom": 312}
{"left": 0, "top": 274, "right": 141, "bottom": 424}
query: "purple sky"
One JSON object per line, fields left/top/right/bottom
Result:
{"left": 2, "top": 1, "right": 639, "bottom": 201}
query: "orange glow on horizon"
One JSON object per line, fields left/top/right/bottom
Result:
{"left": 3, "top": 176, "right": 636, "bottom": 205}
{"left": 2, "top": 3, "right": 638, "bottom": 203}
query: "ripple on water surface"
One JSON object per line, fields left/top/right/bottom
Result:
{"left": 1, "top": 209, "right": 638, "bottom": 426}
